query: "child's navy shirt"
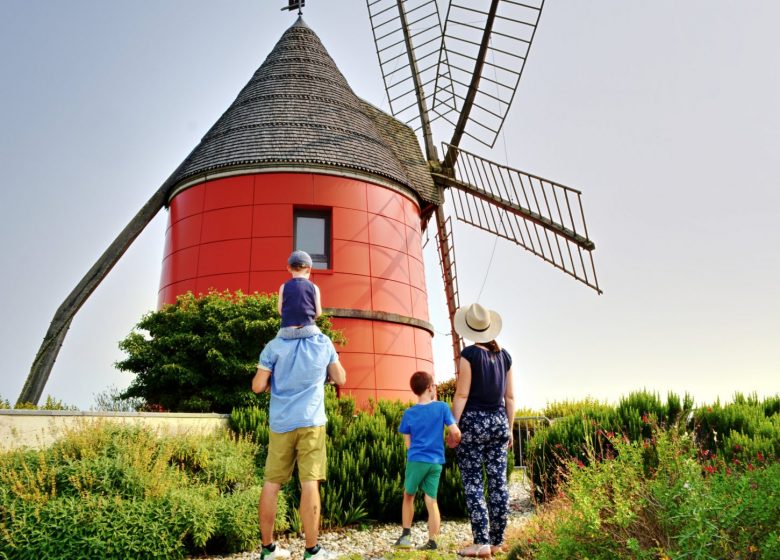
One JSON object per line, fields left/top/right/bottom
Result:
{"left": 281, "top": 277, "right": 317, "bottom": 327}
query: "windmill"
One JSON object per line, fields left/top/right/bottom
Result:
{"left": 18, "top": 1, "right": 599, "bottom": 406}
{"left": 365, "top": 0, "right": 600, "bottom": 367}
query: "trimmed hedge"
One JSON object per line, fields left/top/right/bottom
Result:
{"left": 527, "top": 391, "right": 779, "bottom": 502}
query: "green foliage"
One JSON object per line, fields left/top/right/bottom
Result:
{"left": 527, "top": 390, "right": 696, "bottom": 501}
{"left": 231, "top": 387, "right": 471, "bottom": 526}
{"left": 0, "top": 423, "right": 279, "bottom": 558}
{"left": 12, "top": 395, "right": 77, "bottom": 410}
{"left": 507, "top": 430, "right": 780, "bottom": 560}
{"left": 436, "top": 377, "right": 456, "bottom": 402}
{"left": 117, "top": 289, "right": 344, "bottom": 412}
{"left": 0, "top": 395, "right": 9, "bottom": 409}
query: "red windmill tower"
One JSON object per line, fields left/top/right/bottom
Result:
{"left": 20, "top": 1, "right": 601, "bottom": 407}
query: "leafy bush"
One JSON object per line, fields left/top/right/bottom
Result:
{"left": 232, "top": 387, "right": 475, "bottom": 526}
{"left": 507, "top": 429, "right": 780, "bottom": 560}
{"left": 12, "top": 395, "right": 77, "bottom": 410}
{"left": 527, "top": 390, "right": 695, "bottom": 501}
{"left": 117, "top": 290, "right": 344, "bottom": 412}
{"left": 0, "top": 423, "right": 282, "bottom": 559}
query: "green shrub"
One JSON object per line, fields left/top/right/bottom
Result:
{"left": 0, "top": 423, "right": 278, "bottom": 558}
{"left": 508, "top": 429, "right": 780, "bottom": 560}
{"left": 231, "top": 387, "right": 473, "bottom": 526}
{"left": 527, "top": 391, "right": 695, "bottom": 501}
{"left": 117, "top": 290, "right": 344, "bottom": 412}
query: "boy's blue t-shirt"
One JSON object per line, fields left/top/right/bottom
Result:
{"left": 398, "top": 401, "right": 456, "bottom": 464}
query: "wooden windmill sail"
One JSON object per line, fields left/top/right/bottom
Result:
{"left": 366, "top": 0, "right": 601, "bottom": 368}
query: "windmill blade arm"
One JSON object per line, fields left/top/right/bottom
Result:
{"left": 437, "top": 143, "right": 601, "bottom": 293}
{"left": 438, "top": 0, "right": 545, "bottom": 150}
{"left": 366, "top": 0, "right": 451, "bottom": 158}
{"left": 17, "top": 185, "right": 169, "bottom": 405}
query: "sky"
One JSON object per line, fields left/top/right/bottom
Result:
{"left": 1, "top": 1, "right": 778, "bottom": 411}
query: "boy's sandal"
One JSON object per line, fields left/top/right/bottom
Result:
{"left": 457, "top": 544, "right": 492, "bottom": 557}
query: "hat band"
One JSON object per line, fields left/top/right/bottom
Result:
{"left": 465, "top": 317, "right": 490, "bottom": 333}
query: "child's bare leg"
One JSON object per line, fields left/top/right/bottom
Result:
{"left": 402, "top": 491, "right": 415, "bottom": 529}
{"left": 423, "top": 494, "right": 440, "bottom": 540}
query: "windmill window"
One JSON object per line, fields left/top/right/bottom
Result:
{"left": 293, "top": 209, "right": 331, "bottom": 270}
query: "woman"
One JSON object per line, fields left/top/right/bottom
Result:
{"left": 450, "top": 303, "right": 515, "bottom": 557}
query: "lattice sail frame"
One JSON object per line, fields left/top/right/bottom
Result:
{"left": 435, "top": 0, "right": 545, "bottom": 148}
{"left": 436, "top": 144, "right": 601, "bottom": 293}
{"left": 366, "top": 0, "right": 455, "bottom": 135}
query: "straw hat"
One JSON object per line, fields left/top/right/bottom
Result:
{"left": 453, "top": 303, "right": 502, "bottom": 343}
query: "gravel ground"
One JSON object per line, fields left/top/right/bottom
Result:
{"left": 192, "top": 474, "right": 534, "bottom": 560}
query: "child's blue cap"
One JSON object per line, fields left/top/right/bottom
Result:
{"left": 288, "top": 250, "right": 313, "bottom": 268}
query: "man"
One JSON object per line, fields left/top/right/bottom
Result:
{"left": 251, "top": 324, "right": 346, "bottom": 560}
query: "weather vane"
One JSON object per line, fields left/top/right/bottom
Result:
{"left": 281, "top": 0, "right": 304, "bottom": 16}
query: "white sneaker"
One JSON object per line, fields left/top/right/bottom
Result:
{"left": 304, "top": 545, "right": 338, "bottom": 559}
{"left": 259, "top": 544, "right": 291, "bottom": 559}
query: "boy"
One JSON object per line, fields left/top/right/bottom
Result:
{"left": 278, "top": 250, "right": 322, "bottom": 335}
{"left": 395, "top": 371, "right": 462, "bottom": 550}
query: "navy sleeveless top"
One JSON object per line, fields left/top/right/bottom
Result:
{"left": 281, "top": 278, "right": 317, "bottom": 327}
{"left": 461, "top": 344, "right": 512, "bottom": 412}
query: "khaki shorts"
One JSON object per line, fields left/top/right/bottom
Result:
{"left": 264, "top": 425, "right": 327, "bottom": 484}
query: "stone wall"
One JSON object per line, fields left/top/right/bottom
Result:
{"left": 0, "top": 410, "right": 230, "bottom": 450}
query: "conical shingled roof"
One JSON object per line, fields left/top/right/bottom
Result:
{"left": 164, "top": 18, "right": 439, "bottom": 205}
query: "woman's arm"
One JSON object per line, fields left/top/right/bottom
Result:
{"left": 451, "top": 356, "right": 471, "bottom": 423}
{"left": 504, "top": 366, "right": 516, "bottom": 449}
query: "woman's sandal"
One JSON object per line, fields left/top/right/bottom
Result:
{"left": 457, "top": 544, "right": 492, "bottom": 557}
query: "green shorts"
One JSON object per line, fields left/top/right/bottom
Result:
{"left": 404, "top": 461, "right": 443, "bottom": 498}
{"left": 264, "top": 425, "right": 327, "bottom": 484}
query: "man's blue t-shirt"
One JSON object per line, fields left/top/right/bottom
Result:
{"left": 398, "top": 401, "right": 456, "bottom": 464}
{"left": 258, "top": 333, "right": 338, "bottom": 433}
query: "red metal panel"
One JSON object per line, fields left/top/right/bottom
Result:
{"left": 372, "top": 322, "right": 415, "bottom": 357}
{"left": 204, "top": 175, "right": 254, "bottom": 211}
{"left": 402, "top": 197, "right": 420, "bottom": 229}
{"left": 368, "top": 214, "right": 407, "bottom": 252}
{"left": 167, "top": 214, "right": 202, "bottom": 257}
{"left": 161, "top": 246, "right": 200, "bottom": 287}
{"left": 374, "top": 354, "right": 418, "bottom": 392}
{"left": 170, "top": 184, "right": 205, "bottom": 224}
{"left": 332, "top": 239, "right": 370, "bottom": 276}
{"left": 316, "top": 273, "right": 372, "bottom": 310}
{"left": 338, "top": 353, "right": 376, "bottom": 390}
{"left": 367, "top": 184, "right": 405, "bottom": 223}
{"left": 405, "top": 225, "right": 422, "bottom": 257}
{"left": 411, "top": 287, "right": 429, "bottom": 322}
{"left": 201, "top": 207, "right": 252, "bottom": 244}
{"left": 371, "top": 277, "right": 412, "bottom": 316}
{"left": 255, "top": 173, "right": 314, "bottom": 204}
{"left": 407, "top": 256, "right": 426, "bottom": 291}
{"left": 414, "top": 328, "right": 434, "bottom": 361}
{"left": 253, "top": 204, "right": 293, "bottom": 237}
{"left": 330, "top": 318, "right": 375, "bottom": 354}
{"left": 249, "top": 271, "right": 288, "bottom": 296}
{"left": 369, "top": 245, "right": 410, "bottom": 284}
{"left": 250, "top": 237, "right": 292, "bottom": 272}
{"left": 195, "top": 272, "right": 250, "bottom": 296}
{"left": 197, "top": 239, "right": 251, "bottom": 276}
{"left": 333, "top": 207, "right": 369, "bottom": 242}
{"left": 313, "top": 175, "right": 367, "bottom": 211}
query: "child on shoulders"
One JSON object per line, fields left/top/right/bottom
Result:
{"left": 278, "top": 250, "right": 322, "bottom": 339}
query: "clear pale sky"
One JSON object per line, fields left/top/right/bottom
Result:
{"left": 1, "top": 1, "right": 778, "bottom": 410}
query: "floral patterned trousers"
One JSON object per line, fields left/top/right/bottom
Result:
{"left": 456, "top": 408, "right": 510, "bottom": 546}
